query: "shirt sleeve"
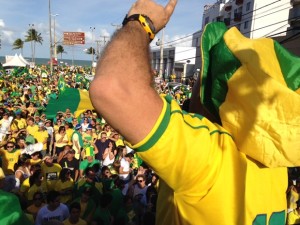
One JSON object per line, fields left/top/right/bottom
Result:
{"left": 126, "top": 96, "right": 231, "bottom": 195}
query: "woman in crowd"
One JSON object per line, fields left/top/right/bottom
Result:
{"left": 14, "top": 155, "right": 31, "bottom": 190}
{"left": 54, "top": 126, "right": 69, "bottom": 156}
{"left": 102, "top": 141, "right": 117, "bottom": 167}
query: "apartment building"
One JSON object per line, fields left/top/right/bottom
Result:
{"left": 201, "top": 0, "right": 300, "bottom": 55}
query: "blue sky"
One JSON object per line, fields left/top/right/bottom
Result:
{"left": 0, "top": 0, "right": 214, "bottom": 61}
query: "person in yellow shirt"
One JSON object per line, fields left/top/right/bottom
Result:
{"left": 10, "top": 111, "right": 27, "bottom": 138}
{"left": 63, "top": 202, "right": 87, "bottom": 225}
{"left": 41, "top": 155, "right": 62, "bottom": 191}
{"left": 287, "top": 200, "right": 300, "bottom": 225}
{"left": 33, "top": 122, "right": 49, "bottom": 157}
{"left": 26, "top": 117, "right": 38, "bottom": 136}
{"left": 65, "top": 123, "right": 74, "bottom": 146}
{"left": 54, "top": 168, "right": 74, "bottom": 204}
{"left": 0, "top": 141, "right": 21, "bottom": 175}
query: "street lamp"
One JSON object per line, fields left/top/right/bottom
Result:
{"left": 90, "top": 27, "right": 95, "bottom": 68}
{"left": 51, "top": 14, "right": 59, "bottom": 60}
{"left": 156, "top": 28, "right": 165, "bottom": 80}
{"left": 28, "top": 24, "right": 34, "bottom": 63}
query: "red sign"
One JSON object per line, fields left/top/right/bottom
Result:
{"left": 63, "top": 32, "right": 85, "bottom": 45}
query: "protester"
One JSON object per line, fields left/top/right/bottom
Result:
{"left": 35, "top": 190, "right": 69, "bottom": 225}
{"left": 89, "top": 0, "right": 297, "bottom": 224}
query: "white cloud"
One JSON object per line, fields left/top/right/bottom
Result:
{"left": 0, "top": 19, "right": 5, "bottom": 28}
{"left": 2, "top": 30, "right": 14, "bottom": 44}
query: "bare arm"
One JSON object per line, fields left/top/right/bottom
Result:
{"left": 89, "top": 0, "right": 177, "bottom": 145}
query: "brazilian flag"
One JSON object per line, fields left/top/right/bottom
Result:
{"left": 58, "top": 75, "right": 66, "bottom": 93}
{"left": 200, "top": 22, "right": 300, "bottom": 168}
{"left": 44, "top": 87, "right": 94, "bottom": 119}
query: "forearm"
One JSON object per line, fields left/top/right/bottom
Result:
{"left": 90, "top": 0, "right": 177, "bottom": 145}
{"left": 96, "top": 22, "right": 152, "bottom": 85}
{"left": 90, "top": 22, "right": 162, "bottom": 144}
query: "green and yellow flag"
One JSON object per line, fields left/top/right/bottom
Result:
{"left": 45, "top": 87, "right": 94, "bottom": 119}
{"left": 200, "top": 22, "right": 300, "bottom": 167}
{"left": 58, "top": 75, "right": 66, "bottom": 93}
{"left": 0, "top": 190, "right": 33, "bottom": 225}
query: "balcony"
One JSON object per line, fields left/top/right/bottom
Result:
{"left": 234, "top": 12, "right": 242, "bottom": 22}
{"left": 236, "top": 0, "right": 244, "bottom": 5}
{"left": 225, "top": 5, "right": 232, "bottom": 11}
{"left": 291, "top": 0, "right": 300, "bottom": 5}
{"left": 224, "top": 18, "right": 231, "bottom": 26}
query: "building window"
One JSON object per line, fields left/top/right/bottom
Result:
{"left": 244, "top": 21, "right": 249, "bottom": 29}
{"left": 246, "top": 2, "right": 251, "bottom": 11}
{"left": 205, "top": 16, "right": 209, "bottom": 25}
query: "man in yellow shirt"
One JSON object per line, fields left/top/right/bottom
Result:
{"left": 41, "top": 155, "right": 62, "bottom": 191}
{"left": 33, "top": 122, "right": 49, "bottom": 157}
{"left": 0, "top": 141, "right": 20, "bottom": 175}
{"left": 26, "top": 117, "right": 38, "bottom": 136}
{"left": 89, "top": 0, "right": 298, "bottom": 224}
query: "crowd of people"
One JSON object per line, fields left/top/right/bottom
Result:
{"left": 0, "top": 62, "right": 193, "bottom": 225}
{"left": 0, "top": 63, "right": 297, "bottom": 225}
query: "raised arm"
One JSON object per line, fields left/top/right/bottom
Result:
{"left": 89, "top": 0, "right": 177, "bottom": 145}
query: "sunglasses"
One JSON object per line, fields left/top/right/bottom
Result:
{"left": 137, "top": 179, "right": 144, "bottom": 183}
{"left": 7, "top": 146, "right": 14, "bottom": 148}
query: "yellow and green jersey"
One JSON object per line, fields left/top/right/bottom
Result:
{"left": 127, "top": 96, "right": 287, "bottom": 225}
{"left": 0, "top": 149, "right": 21, "bottom": 175}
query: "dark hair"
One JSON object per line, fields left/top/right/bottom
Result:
{"left": 69, "top": 201, "right": 81, "bottom": 212}
{"left": 14, "top": 155, "right": 28, "bottom": 171}
{"left": 47, "top": 190, "right": 60, "bottom": 203}
{"left": 59, "top": 168, "right": 71, "bottom": 180}
{"left": 58, "top": 126, "right": 65, "bottom": 133}
{"left": 125, "top": 152, "right": 134, "bottom": 158}
{"left": 85, "top": 167, "right": 95, "bottom": 176}
{"left": 29, "top": 169, "right": 42, "bottom": 187}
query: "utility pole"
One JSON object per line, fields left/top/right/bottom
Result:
{"left": 90, "top": 27, "right": 95, "bottom": 68}
{"left": 49, "top": 0, "right": 53, "bottom": 76}
{"left": 156, "top": 28, "right": 165, "bottom": 79}
{"left": 51, "top": 14, "right": 59, "bottom": 60}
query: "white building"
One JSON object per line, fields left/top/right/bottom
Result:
{"left": 151, "top": 46, "right": 196, "bottom": 82}
{"left": 202, "top": 0, "right": 292, "bottom": 38}
{"left": 151, "top": 0, "right": 300, "bottom": 82}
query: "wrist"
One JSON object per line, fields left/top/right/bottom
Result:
{"left": 122, "top": 14, "right": 155, "bottom": 42}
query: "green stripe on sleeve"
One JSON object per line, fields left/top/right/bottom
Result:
{"left": 136, "top": 101, "right": 171, "bottom": 152}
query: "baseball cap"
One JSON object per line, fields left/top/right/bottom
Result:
{"left": 86, "top": 125, "right": 93, "bottom": 130}
{"left": 75, "top": 124, "right": 82, "bottom": 130}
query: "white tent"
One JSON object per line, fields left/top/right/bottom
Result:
{"left": 3, "top": 54, "right": 27, "bottom": 67}
{"left": 18, "top": 54, "right": 30, "bottom": 65}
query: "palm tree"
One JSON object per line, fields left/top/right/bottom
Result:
{"left": 56, "top": 45, "right": 66, "bottom": 59}
{"left": 12, "top": 38, "right": 24, "bottom": 55}
{"left": 24, "top": 28, "right": 43, "bottom": 63}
